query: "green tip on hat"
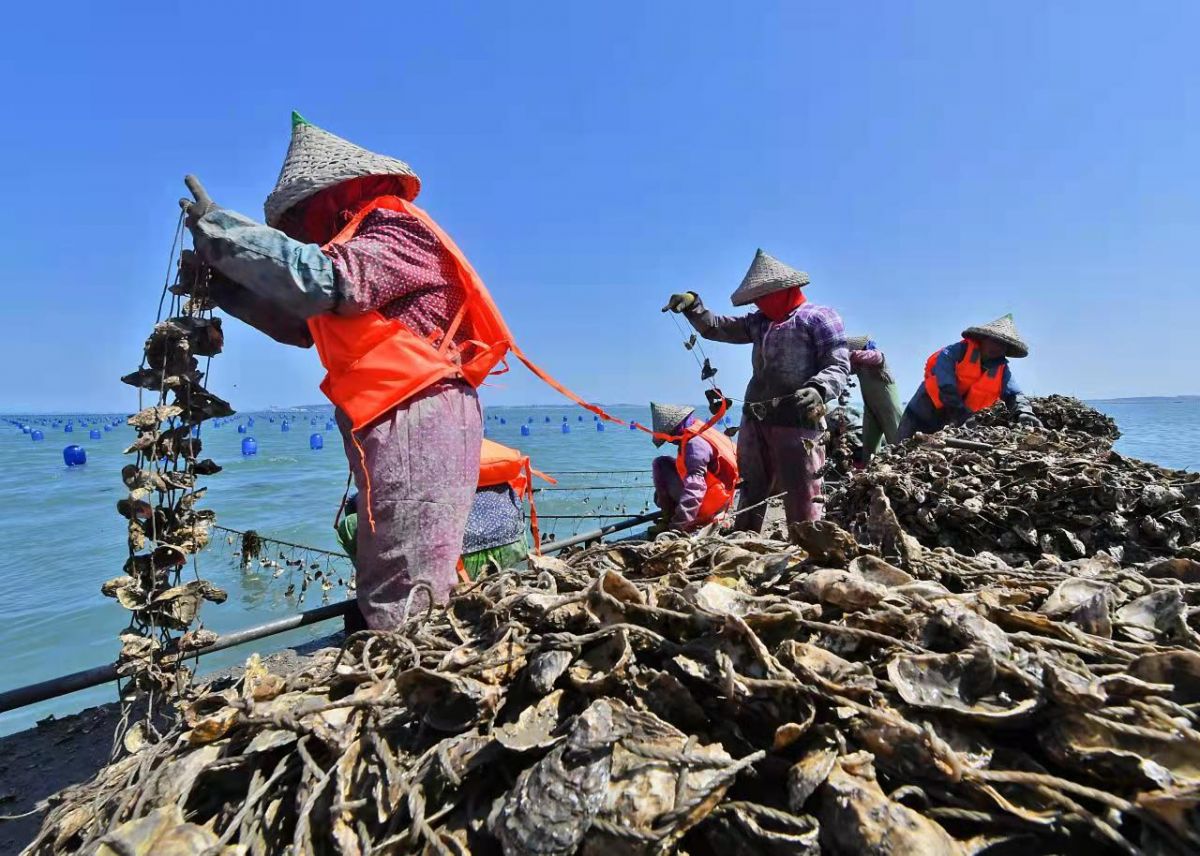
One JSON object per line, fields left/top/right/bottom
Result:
{"left": 265, "top": 113, "right": 422, "bottom": 226}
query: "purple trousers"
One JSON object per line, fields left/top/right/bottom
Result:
{"left": 337, "top": 381, "right": 482, "bottom": 629}
{"left": 733, "top": 419, "right": 825, "bottom": 532}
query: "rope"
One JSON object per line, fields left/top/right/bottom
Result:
{"left": 213, "top": 525, "right": 351, "bottom": 560}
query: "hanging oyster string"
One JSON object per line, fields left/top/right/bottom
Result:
{"left": 101, "top": 227, "right": 233, "bottom": 733}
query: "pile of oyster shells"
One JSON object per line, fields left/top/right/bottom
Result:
{"left": 829, "top": 395, "right": 1200, "bottom": 566}
{"left": 30, "top": 477, "right": 1200, "bottom": 853}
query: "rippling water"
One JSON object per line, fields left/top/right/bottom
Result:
{"left": 0, "top": 397, "right": 1195, "bottom": 735}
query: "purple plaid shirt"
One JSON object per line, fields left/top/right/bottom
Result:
{"left": 685, "top": 297, "right": 849, "bottom": 426}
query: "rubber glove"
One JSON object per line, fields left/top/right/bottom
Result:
{"left": 178, "top": 175, "right": 217, "bottom": 228}
{"left": 1018, "top": 412, "right": 1044, "bottom": 430}
{"left": 662, "top": 292, "right": 698, "bottom": 313}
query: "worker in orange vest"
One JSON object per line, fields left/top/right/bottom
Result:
{"left": 648, "top": 402, "right": 739, "bottom": 533}
{"left": 179, "top": 113, "right": 514, "bottom": 628}
{"left": 897, "top": 313, "right": 1042, "bottom": 440}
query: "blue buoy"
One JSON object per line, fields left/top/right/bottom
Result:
{"left": 520, "top": 424, "right": 531, "bottom": 436}
{"left": 269, "top": 417, "right": 275, "bottom": 423}
{"left": 104, "top": 425, "right": 112, "bottom": 432}
{"left": 64, "top": 424, "right": 73, "bottom": 433}
{"left": 528, "top": 417, "right": 534, "bottom": 423}
{"left": 326, "top": 420, "right": 336, "bottom": 430}
{"left": 310, "top": 433, "right": 324, "bottom": 450}
{"left": 500, "top": 418, "right": 507, "bottom": 425}
{"left": 562, "top": 416, "right": 568, "bottom": 422}
{"left": 281, "top": 422, "right": 290, "bottom": 432}
{"left": 31, "top": 430, "right": 44, "bottom": 441}
{"left": 22, "top": 426, "right": 30, "bottom": 434}
{"left": 578, "top": 416, "right": 583, "bottom": 422}
{"left": 63, "top": 445, "right": 86, "bottom": 467}
{"left": 247, "top": 418, "right": 255, "bottom": 427}
{"left": 597, "top": 422, "right": 606, "bottom": 432}
{"left": 630, "top": 422, "right": 638, "bottom": 429}
{"left": 594, "top": 415, "right": 599, "bottom": 421}
{"left": 561, "top": 423, "right": 570, "bottom": 434}
{"left": 89, "top": 429, "right": 102, "bottom": 440}
{"left": 238, "top": 424, "right": 247, "bottom": 434}
{"left": 545, "top": 417, "right": 550, "bottom": 423}
{"left": 241, "top": 437, "right": 258, "bottom": 456}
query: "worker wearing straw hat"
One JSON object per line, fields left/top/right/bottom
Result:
{"left": 846, "top": 334, "right": 903, "bottom": 465}
{"left": 178, "top": 113, "right": 500, "bottom": 629}
{"left": 898, "top": 313, "right": 1042, "bottom": 440}
{"left": 646, "top": 402, "right": 738, "bottom": 533}
{"left": 663, "top": 249, "right": 850, "bottom": 531}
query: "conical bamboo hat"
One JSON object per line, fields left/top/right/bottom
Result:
{"left": 264, "top": 112, "right": 421, "bottom": 227}
{"left": 649, "top": 402, "right": 695, "bottom": 447}
{"left": 962, "top": 313, "right": 1029, "bottom": 359}
{"left": 730, "top": 249, "right": 810, "bottom": 306}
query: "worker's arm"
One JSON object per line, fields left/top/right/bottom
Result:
{"left": 1002, "top": 368, "right": 1041, "bottom": 425}
{"left": 191, "top": 209, "right": 339, "bottom": 318}
{"left": 208, "top": 276, "right": 314, "bottom": 348}
{"left": 931, "top": 342, "right": 969, "bottom": 417}
{"left": 682, "top": 296, "right": 754, "bottom": 344}
{"left": 803, "top": 307, "right": 851, "bottom": 401}
{"left": 671, "top": 442, "right": 713, "bottom": 530}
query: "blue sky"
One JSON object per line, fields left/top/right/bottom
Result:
{"left": 1, "top": 1, "right": 1196, "bottom": 413}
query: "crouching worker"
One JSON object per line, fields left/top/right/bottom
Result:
{"left": 180, "top": 113, "right": 514, "bottom": 628}
{"left": 648, "top": 402, "right": 738, "bottom": 534}
{"left": 898, "top": 313, "right": 1042, "bottom": 440}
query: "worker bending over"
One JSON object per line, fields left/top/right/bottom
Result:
{"left": 846, "top": 334, "right": 903, "bottom": 465}
{"left": 898, "top": 313, "right": 1042, "bottom": 440}
{"left": 664, "top": 249, "right": 849, "bottom": 531}
{"left": 647, "top": 402, "right": 738, "bottom": 533}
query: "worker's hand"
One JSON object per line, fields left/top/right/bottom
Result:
{"left": 662, "top": 292, "right": 698, "bottom": 313}
{"left": 179, "top": 175, "right": 217, "bottom": 227}
{"left": 795, "top": 386, "right": 822, "bottom": 412}
{"left": 1018, "top": 412, "right": 1044, "bottom": 430}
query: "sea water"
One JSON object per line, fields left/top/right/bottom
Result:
{"left": 0, "top": 398, "right": 1195, "bottom": 735}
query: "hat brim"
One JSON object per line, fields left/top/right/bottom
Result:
{"left": 963, "top": 328, "right": 1028, "bottom": 359}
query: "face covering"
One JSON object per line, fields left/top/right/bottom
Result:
{"left": 754, "top": 287, "right": 806, "bottom": 322}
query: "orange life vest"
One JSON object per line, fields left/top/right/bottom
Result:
{"left": 923, "top": 338, "right": 1005, "bottom": 413}
{"left": 675, "top": 423, "right": 739, "bottom": 526}
{"left": 467, "top": 439, "right": 553, "bottom": 574}
{"left": 308, "top": 195, "right": 515, "bottom": 432}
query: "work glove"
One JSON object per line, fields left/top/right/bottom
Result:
{"left": 795, "top": 386, "right": 823, "bottom": 412}
{"left": 795, "top": 386, "right": 825, "bottom": 427}
{"left": 661, "top": 292, "right": 698, "bottom": 313}
{"left": 179, "top": 174, "right": 217, "bottom": 228}
{"left": 1018, "top": 412, "right": 1044, "bottom": 430}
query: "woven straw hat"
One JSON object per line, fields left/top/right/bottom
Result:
{"left": 649, "top": 402, "right": 695, "bottom": 447}
{"left": 264, "top": 112, "right": 421, "bottom": 227}
{"left": 846, "top": 334, "right": 871, "bottom": 351}
{"left": 730, "top": 249, "right": 810, "bottom": 307}
{"left": 962, "top": 313, "right": 1029, "bottom": 359}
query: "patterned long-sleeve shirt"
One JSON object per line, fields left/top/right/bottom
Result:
{"left": 192, "top": 206, "right": 468, "bottom": 348}
{"left": 673, "top": 416, "right": 715, "bottom": 529}
{"left": 683, "top": 297, "right": 849, "bottom": 426}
